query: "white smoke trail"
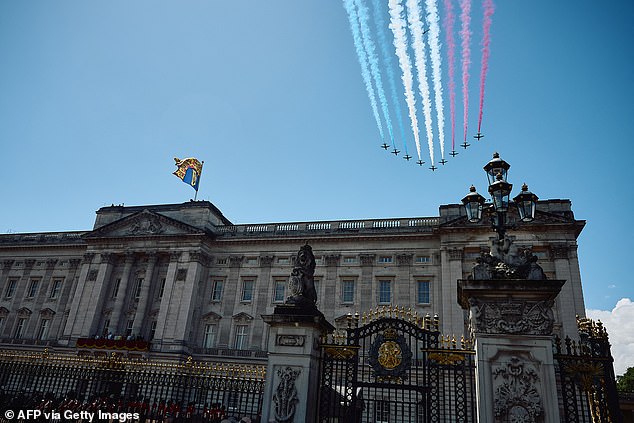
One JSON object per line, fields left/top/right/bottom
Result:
{"left": 343, "top": 0, "right": 384, "bottom": 140}
{"left": 388, "top": 0, "right": 422, "bottom": 160}
{"left": 406, "top": 0, "right": 435, "bottom": 165}
{"left": 355, "top": 0, "right": 395, "bottom": 147}
{"left": 424, "top": 0, "right": 445, "bottom": 160}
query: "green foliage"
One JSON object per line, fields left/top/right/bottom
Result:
{"left": 617, "top": 367, "right": 634, "bottom": 393}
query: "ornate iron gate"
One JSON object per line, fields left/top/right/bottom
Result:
{"left": 553, "top": 317, "right": 623, "bottom": 423}
{"left": 318, "top": 306, "right": 476, "bottom": 423}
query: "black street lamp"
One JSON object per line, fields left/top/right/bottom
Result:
{"left": 461, "top": 152, "right": 539, "bottom": 240}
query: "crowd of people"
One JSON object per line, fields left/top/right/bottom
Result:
{"left": 0, "top": 391, "right": 259, "bottom": 423}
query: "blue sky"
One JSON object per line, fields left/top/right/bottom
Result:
{"left": 0, "top": 1, "right": 632, "bottom": 316}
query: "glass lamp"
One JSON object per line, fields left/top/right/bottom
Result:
{"left": 488, "top": 173, "right": 513, "bottom": 213}
{"left": 513, "top": 183, "right": 539, "bottom": 222}
{"left": 483, "top": 152, "right": 510, "bottom": 186}
{"left": 461, "top": 185, "right": 486, "bottom": 223}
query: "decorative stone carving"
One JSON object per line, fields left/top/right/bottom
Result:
{"left": 176, "top": 269, "right": 188, "bottom": 281}
{"left": 2, "top": 259, "right": 15, "bottom": 270}
{"left": 87, "top": 270, "right": 98, "bottom": 281}
{"left": 493, "top": 356, "right": 542, "bottom": 423}
{"left": 396, "top": 253, "right": 413, "bottom": 265}
{"left": 229, "top": 256, "right": 244, "bottom": 268}
{"left": 273, "top": 367, "right": 301, "bottom": 423}
{"left": 469, "top": 299, "right": 555, "bottom": 335}
{"left": 359, "top": 254, "right": 375, "bottom": 266}
{"left": 448, "top": 248, "right": 464, "bottom": 260}
{"left": 324, "top": 254, "right": 340, "bottom": 266}
{"left": 24, "top": 259, "right": 36, "bottom": 269}
{"left": 285, "top": 244, "right": 317, "bottom": 308}
{"left": 45, "top": 259, "right": 58, "bottom": 269}
{"left": 127, "top": 215, "right": 164, "bottom": 235}
{"left": 276, "top": 334, "right": 305, "bottom": 347}
{"left": 470, "top": 237, "right": 546, "bottom": 281}
{"left": 551, "top": 245, "right": 569, "bottom": 260}
{"left": 260, "top": 255, "right": 275, "bottom": 267}
{"left": 69, "top": 258, "right": 81, "bottom": 269}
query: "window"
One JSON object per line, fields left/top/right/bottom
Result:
{"left": 245, "top": 257, "right": 258, "bottom": 265}
{"left": 416, "top": 256, "right": 432, "bottom": 264}
{"left": 375, "top": 400, "right": 390, "bottom": 422}
{"left": 14, "top": 318, "right": 27, "bottom": 339}
{"left": 27, "top": 279, "right": 40, "bottom": 298}
{"left": 378, "top": 256, "right": 393, "bottom": 264}
{"left": 378, "top": 280, "right": 391, "bottom": 304}
{"left": 343, "top": 256, "right": 357, "bottom": 264}
{"left": 125, "top": 319, "right": 134, "bottom": 337}
{"left": 203, "top": 324, "right": 216, "bottom": 348}
{"left": 241, "top": 279, "right": 254, "bottom": 302}
{"left": 158, "top": 278, "right": 166, "bottom": 298}
{"left": 4, "top": 279, "right": 17, "bottom": 298}
{"left": 342, "top": 280, "right": 355, "bottom": 304}
{"left": 112, "top": 279, "right": 121, "bottom": 298}
{"left": 149, "top": 321, "right": 157, "bottom": 341}
{"left": 211, "top": 279, "right": 224, "bottom": 302}
{"left": 134, "top": 278, "right": 143, "bottom": 300}
{"left": 277, "top": 257, "right": 289, "bottom": 264}
{"left": 273, "top": 280, "right": 286, "bottom": 303}
{"left": 234, "top": 325, "right": 249, "bottom": 350}
{"left": 50, "top": 279, "right": 63, "bottom": 299}
{"left": 38, "top": 319, "right": 50, "bottom": 340}
{"left": 417, "top": 281, "right": 430, "bottom": 304}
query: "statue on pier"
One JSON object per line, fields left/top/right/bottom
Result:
{"left": 285, "top": 243, "right": 317, "bottom": 308}
{"left": 471, "top": 236, "right": 547, "bottom": 281}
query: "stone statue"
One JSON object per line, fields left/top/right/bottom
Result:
{"left": 470, "top": 236, "right": 546, "bottom": 281}
{"left": 285, "top": 243, "right": 317, "bottom": 308}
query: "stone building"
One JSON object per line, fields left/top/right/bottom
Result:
{"left": 0, "top": 199, "right": 585, "bottom": 360}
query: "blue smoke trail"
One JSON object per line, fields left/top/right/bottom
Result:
{"left": 355, "top": 0, "right": 395, "bottom": 149}
{"left": 371, "top": 0, "right": 409, "bottom": 155}
{"left": 343, "top": 0, "right": 385, "bottom": 141}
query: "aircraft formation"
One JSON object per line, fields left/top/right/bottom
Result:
{"left": 343, "top": 0, "right": 495, "bottom": 172}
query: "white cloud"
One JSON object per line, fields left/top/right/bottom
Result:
{"left": 586, "top": 298, "right": 634, "bottom": 376}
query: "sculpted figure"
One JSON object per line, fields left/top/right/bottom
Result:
{"left": 286, "top": 243, "right": 317, "bottom": 307}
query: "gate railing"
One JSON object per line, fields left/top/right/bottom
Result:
{"left": 318, "top": 306, "right": 477, "bottom": 423}
{"left": 553, "top": 317, "right": 622, "bottom": 423}
{"left": 0, "top": 349, "right": 265, "bottom": 422}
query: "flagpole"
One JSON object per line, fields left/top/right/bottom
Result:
{"left": 194, "top": 161, "right": 204, "bottom": 201}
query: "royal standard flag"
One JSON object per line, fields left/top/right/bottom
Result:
{"left": 173, "top": 157, "right": 203, "bottom": 191}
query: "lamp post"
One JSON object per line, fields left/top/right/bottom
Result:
{"left": 461, "top": 152, "right": 539, "bottom": 240}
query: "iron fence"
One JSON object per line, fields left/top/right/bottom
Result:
{"left": 0, "top": 349, "right": 265, "bottom": 422}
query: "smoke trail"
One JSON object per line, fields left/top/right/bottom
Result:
{"left": 355, "top": 0, "right": 395, "bottom": 147}
{"left": 343, "top": 0, "right": 384, "bottom": 140}
{"left": 371, "top": 0, "right": 409, "bottom": 155}
{"left": 477, "top": 0, "right": 494, "bottom": 133}
{"left": 388, "top": 0, "right": 423, "bottom": 160}
{"left": 406, "top": 0, "right": 435, "bottom": 165}
{"left": 442, "top": 0, "right": 456, "bottom": 153}
{"left": 459, "top": 0, "right": 471, "bottom": 142}
{"left": 424, "top": 0, "right": 446, "bottom": 160}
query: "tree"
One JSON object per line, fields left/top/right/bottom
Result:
{"left": 617, "top": 367, "right": 634, "bottom": 393}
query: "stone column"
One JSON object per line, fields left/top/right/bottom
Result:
{"left": 131, "top": 253, "right": 158, "bottom": 336}
{"left": 395, "top": 253, "right": 413, "bottom": 305}
{"left": 442, "top": 247, "right": 464, "bottom": 335}
{"left": 218, "top": 255, "right": 243, "bottom": 347}
{"left": 109, "top": 252, "right": 136, "bottom": 335}
{"left": 457, "top": 278, "right": 566, "bottom": 423}
{"left": 64, "top": 253, "right": 94, "bottom": 340}
{"left": 153, "top": 251, "right": 181, "bottom": 350}
{"left": 358, "top": 254, "right": 375, "bottom": 312}
{"left": 261, "top": 311, "right": 334, "bottom": 423}
{"left": 252, "top": 255, "right": 274, "bottom": 349}
{"left": 322, "top": 254, "right": 340, "bottom": 318}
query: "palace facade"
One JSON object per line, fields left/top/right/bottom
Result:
{"left": 0, "top": 199, "right": 585, "bottom": 361}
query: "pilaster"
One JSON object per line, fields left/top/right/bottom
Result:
{"left": 131, "top": 253, "right": 158, "bottom": 336}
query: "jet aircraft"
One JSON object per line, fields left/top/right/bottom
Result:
{"left": 403, "top": 154, "right": 412, "bottom": 161}
{"left": 416, "top": 160, "right": 425, "bottom": 166}
{"left": 473, "top": 132, "right": 484, "bottom": 140}
{"left": 461, "top": 141, "right": 470, "bottom": 149}
{"left": 429, "top": 165, "right": 437, "bottom": 171}
{"left": 450, "top": 150, "right": 459, "bottom": 157}
{"left": 391, "top": 148, "right": 400, "bottom": 156}
{"left": 381, "top": 143, "right": 389, "bottom": 150}
{"left": 439, "top": 158, "right": 447, "bottom": 165}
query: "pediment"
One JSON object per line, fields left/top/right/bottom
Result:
{"left": 202, "top": 311, "right": 222, "bottom": 321}
{"left": 85, "top": 210, "right": 205, "bottom": 239}
{"left": 17, "top": 307, "right": 32, "bottom": 317}
{"left": 232, "top": 312, "right": 253, "bottom": 323}
{"left": 0, "top": 307, "right": 8, "bottom": 315}
{"left": 40, "top": 308, "right": 56, "bottom": 317}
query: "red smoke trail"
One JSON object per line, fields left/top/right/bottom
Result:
{"left": 459, "top": 0, "right": 471, "bottom": 143}
{"left": 477, "top": 0, "right": 494, "bottom": 133}
{"left": 443, "top": 0, "right": 456, "bottom": 153}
